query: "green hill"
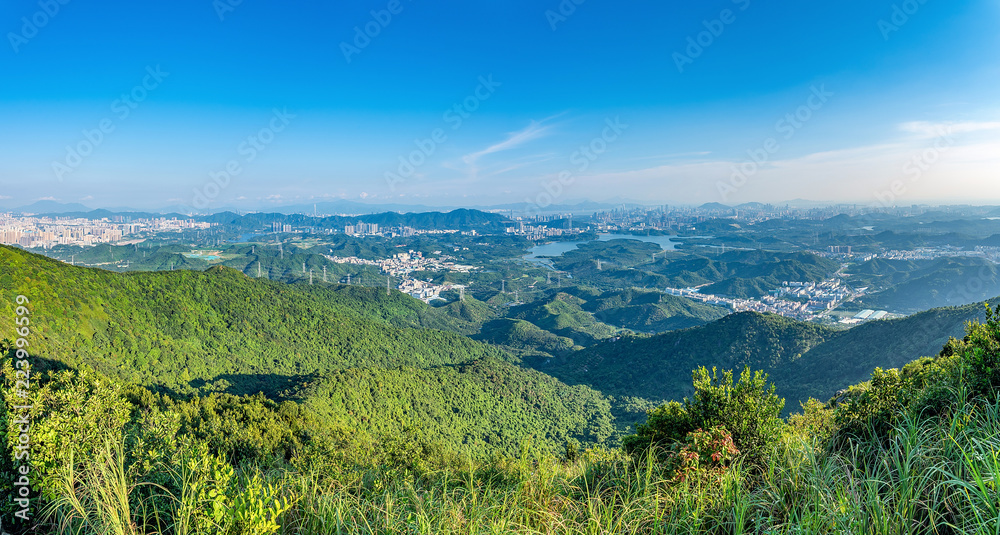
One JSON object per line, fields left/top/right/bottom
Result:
{"left": 857, "top": 258, "right": 1000, "bottom": 313}
{"left": 534, "top": 303, "right": 993, "bottom": 411}
{"left": 473, "top": 318, "right": 578, "bottom": 354}
{"left": 0, "top": 245, "right": 616, "bottom": 456}
{"left": 582, "top": 288, "right": 728, "bottom": 332}
{"left": 506, "top": 292, "right": 619, "bottom": 345}
{"left": 295, "top": 358, "right": 615, "bottom": 456}
{"left": 535, "top": 312, "right": 831, "bottom": 404}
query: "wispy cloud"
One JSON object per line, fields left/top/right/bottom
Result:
{"left": 485, "top": 153, "right": 558, "bottom": 177}
{"left": 458, "top": 114, "right": 566, "bottom": 179}
{"left": 460, "top": 121, "right": 551, "bottom": 176}
{"left": 899, "top": 120, "right": 1000, "bottom": 138}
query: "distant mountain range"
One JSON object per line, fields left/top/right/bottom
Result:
{"left": 11, "top": 199, "right": 1000, "bottom": 219}
{"left": 6, "top": 199, "right": 631, "bottom": 217}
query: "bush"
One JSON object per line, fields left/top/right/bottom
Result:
{"left": 664, "top": 425, "right": 739, "bottom": 484}
{"left": 624, "top": 366, "right": 784, "bottom": 470}
{"left": 834, "top": 302, "right": 1000, "bottom": 443}
{"left": 787, "top": 397, "right": 838, "bottom": 445}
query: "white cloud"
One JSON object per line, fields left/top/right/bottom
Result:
{"left": 899, "top": 120, "right": 1000, "bottom": 138}
{"left": 569, "top": 124, "right": 1000, "bottom": 205}
{"left": 457, "top": 115, "right": 564, "bottom": 179}
{"left": 462, "top": 122, "right": 551, "bottom": 167}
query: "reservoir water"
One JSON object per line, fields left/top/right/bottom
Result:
{"left": 524, "top": 234, "right": 680, "bottom": 265}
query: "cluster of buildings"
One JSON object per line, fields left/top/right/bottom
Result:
{"left": 344, "top": 222, "right": 381, "bottom": 236}
{"left": 840, "top": 309, "right": 891, "bottom": 325}
{"left": 396, "top": 279, "right": 466, "bottom": 303}
{"left": 665, "top": 286, "right": 817, "bottom": 320}
{"left": 771, "top": 280, "right": 857, "bottom": 310}
{"left": 323, "top": 250, "right": 474, "bottom": 302}
{"left": 340, "top": 222, "right": 457, "bottom": 238}
{"left": 877, "top": 246, "right": 987, "bottom": 261}
{"left": 974, "top": 246, "right": 1000, "bottom": 262}
{"left": 0, "top": 214, "right": 211, "bottom": 248}
{"left": 505, "top": 221, "right": 586, "bottom": 239}
{"left": 665, "top": 278, "right": 862, "bottom": 322}
{"left": 323, "top": 250, "right": 474, "bottom": 277}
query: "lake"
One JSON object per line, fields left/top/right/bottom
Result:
{"left": 523, "top": 234, "right": 680, "bottom": 265}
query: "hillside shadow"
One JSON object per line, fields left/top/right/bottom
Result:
{"left": 190, "top": 373, "right": 319, "bottom": 400}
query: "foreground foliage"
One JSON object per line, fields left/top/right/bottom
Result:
{"left": 4, "top": 303, "right": 1000, "bottom": 533}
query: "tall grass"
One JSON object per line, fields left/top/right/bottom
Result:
{"left": 31, "top": 394, "right": 1000, "bottom": 534}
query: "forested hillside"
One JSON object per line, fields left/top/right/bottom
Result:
{"left": 534, "top": 312, "right": 832, "bottom": 405}
{"left": 0, "top": 245, "right": 617, "bottom": 456}
{"left": 536, "top": 304, "right": 992, "bottom": 411}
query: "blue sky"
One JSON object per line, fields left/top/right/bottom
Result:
{"left": 1, "top": 0, "right": 999, "bottom": 210}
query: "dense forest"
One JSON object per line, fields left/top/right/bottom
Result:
{"left": 3, "top": 243, "right": 1000, "bottom": 534}
{"left": 539, "top": 304, "right": 991, "bottom": 412}
{"left": 0, "top": 246, "right": 620, "bottom": 458}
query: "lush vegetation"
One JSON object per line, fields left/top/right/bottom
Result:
{"left": 0, "top": 246, "right": 619, "bottom": 459}
{"left": 5, "top": 240, "right": 1000, "bottom": 533}
{"left": 552, "top": 244, "right": 839, "bottom": 299}
{"left": 4, "top": 305, "right": 1000, "bottom": 533}
{"left": 856, "top": 257, "right": 1000, "bottom": 313}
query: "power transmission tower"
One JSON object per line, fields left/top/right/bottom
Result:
{"left": 309, "top": 269, "right": 313, "bottom": 285}
{"left": 347, "top": 273, "right": 351, "bottom": 285}
{"left": 323, "top": 266, "right": 327, "bottom": 283}
{"left": 258, "top": 262, "right": 262, "bottom": 277}
{"left": 459, "top": 286, "right": 465, "bottom": 302}
{"left": 387, "top": 276, "right": 391, "bottom": 295}
{"left": 501, "top": 280, "right": 505, "bottom": 293}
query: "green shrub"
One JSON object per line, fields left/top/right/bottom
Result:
{"left": 835, "top": 303, "right": 1000, "bottom": 443}
{"left": 787, "top": 397, "right": 838, "bottom": 445}
{"left": 624, "top": 366, "right": 784, "bottom": 470}
{"left": 665, "top": 425, "right": 739, "bottom": 484}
